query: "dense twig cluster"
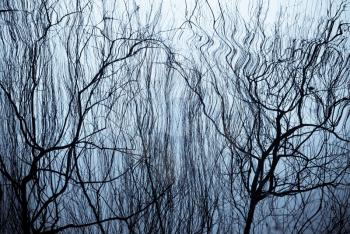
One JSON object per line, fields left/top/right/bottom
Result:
{"left": 0, "top": 0, "right": 349, "bottom": 233}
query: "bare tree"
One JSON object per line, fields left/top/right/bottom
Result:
{"left": 0, "top": 0, "right": 173, "bottom": 233}
{"left": 0, "top": 0, "right": 349, "bottom": 234}
{"left": 178, "top": 1, "right": 350, "bottom": 233}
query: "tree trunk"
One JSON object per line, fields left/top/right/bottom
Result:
{"left": 244, "top": 199, "right": 257, "bottom": 234}
{"left": 20, "top": 185, "right": 31, "bottom": 234}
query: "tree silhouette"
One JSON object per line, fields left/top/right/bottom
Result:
{"left": 0, "top": 0, "right": 349, "bottom": 233}
{"left": 178, "top": 1, "right": 350, "bottom": 233}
